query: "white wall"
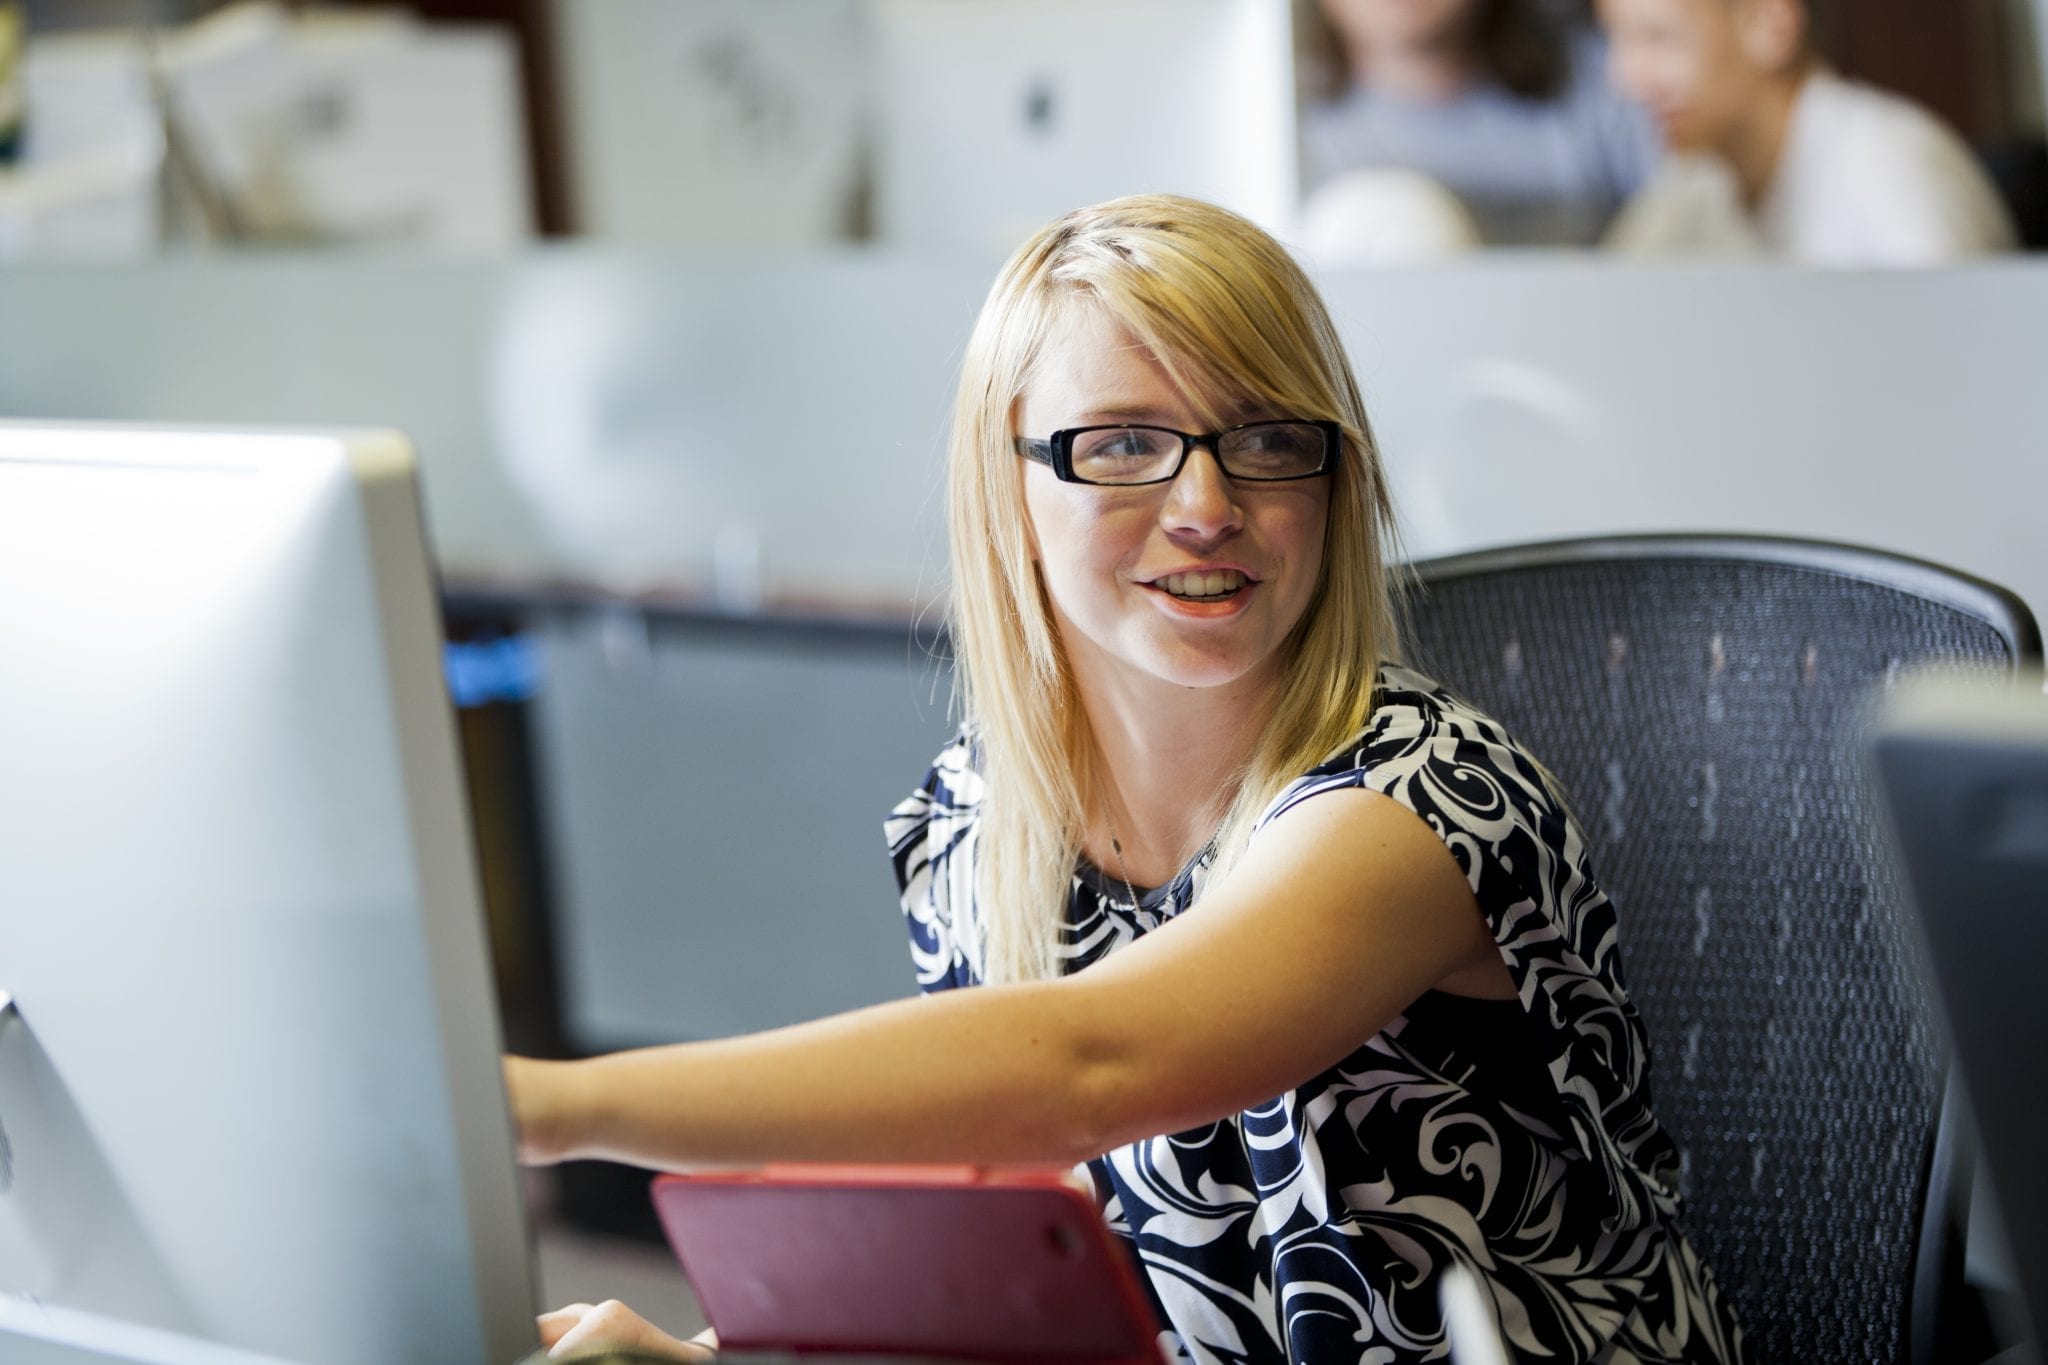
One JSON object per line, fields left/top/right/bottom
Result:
{"left": 1315, "top": 260, "right": 2048, "bottom": 624}
{"left": 3, "top": 251, "right": 2041, "bottom": 623}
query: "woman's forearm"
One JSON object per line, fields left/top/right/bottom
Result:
{"left": 514, "top": 979, "right": 1124, "bottom": 1171}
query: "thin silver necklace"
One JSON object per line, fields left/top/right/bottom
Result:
{"left": 1101, "top": 782, "right": 1222, "bottom": 912}
{"left": 1096, "top": 778, "right": 1145, "bottom": 910}
{"left": 1106, "top": 822, "right": 1144, "bottom": 911}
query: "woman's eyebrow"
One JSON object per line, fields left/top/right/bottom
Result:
{"left": 1062, "top": 398, "right": 1273, "bottom": 428}
{"left": 1059, "top": 406, "right": 1175, "bottom": 428}
{"left": 1073, "top": 404, "right": 1263, "bottom": 426}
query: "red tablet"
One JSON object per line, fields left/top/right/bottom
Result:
{"left": 649, "top": 1164, "right": 1163, "bottom": 1363}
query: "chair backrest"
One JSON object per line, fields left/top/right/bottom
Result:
{"left": 1401, "top": 534, "right": 2040, "bottom": 1365}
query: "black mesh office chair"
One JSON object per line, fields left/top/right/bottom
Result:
{"left": 1400, "top": 534, "right": 2041, "bottom": 1365}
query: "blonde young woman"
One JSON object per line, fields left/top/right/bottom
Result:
{"left": 510, "top": 195, "right": 1744, "bottom": 1364}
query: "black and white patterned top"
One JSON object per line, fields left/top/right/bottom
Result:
{"left": 885, "top": 664, "right": 1745, "bottom": 1364}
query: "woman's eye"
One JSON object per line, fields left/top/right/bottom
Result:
{"left": 1233, "top": 423, "right": 1326, "bottom": 464}
{"left": 1079, "top": 431, "right": 1166, "bottom": 460}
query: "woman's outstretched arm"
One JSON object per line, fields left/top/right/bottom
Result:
{"left": 507, "top": 786, "right": 1506, "bottom": 1172}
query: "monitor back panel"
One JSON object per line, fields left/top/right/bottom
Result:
{"left": 0, "top": 423, "right": 536, "bottom": 1364}
{"left": 871, "top": 0, "right": 1298, "bottom": 252}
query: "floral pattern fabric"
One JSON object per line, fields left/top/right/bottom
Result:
{"left": 885, "top": 665, "right": 1744, "bottom": 1364}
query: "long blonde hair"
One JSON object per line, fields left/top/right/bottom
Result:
{"left": 946, "top": 195, "right": 1403, "bottom": 985}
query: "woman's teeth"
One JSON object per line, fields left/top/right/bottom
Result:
{"left": 1158, "top": 569, "right": 1247, "bottom": 600}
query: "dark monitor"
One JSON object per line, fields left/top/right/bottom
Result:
{"left": 1872, "top": 670, "right": 2048, "bottom": 1355}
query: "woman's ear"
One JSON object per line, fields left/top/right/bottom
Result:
{"left": 1734, "top": 0, "right": 1808, "bottom": 74}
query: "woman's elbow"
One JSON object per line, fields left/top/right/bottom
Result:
{"left": 1049, "top": 1038, "right": 1196, "bottom": 1164}
{"left": 998, "top": 985, "right": 1199, "bottom": 1163}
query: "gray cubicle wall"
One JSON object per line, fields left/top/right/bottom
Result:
{"left": 5, "top": 250, "right": 2046, "bottom": 1049}
{"left": 3, "top": 254, "right": 2043, "bottom": 615}
{"left": 0, "top": 250, "right": 981, "bottom": 606}
{"left": 525, "top": 606, "right": 957, "bottom": 1048}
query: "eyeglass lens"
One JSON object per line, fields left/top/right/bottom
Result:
{"left": 1067, "top": 423, "right": 1327, "bottom": 484}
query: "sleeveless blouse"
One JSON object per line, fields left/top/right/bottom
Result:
{"left": 885, "top": 665, "right": 1744, "bottom": 1363}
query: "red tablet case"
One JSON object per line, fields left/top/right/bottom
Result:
{"left": 649, "top": 1164, "right": 1163, "bottom": 1363}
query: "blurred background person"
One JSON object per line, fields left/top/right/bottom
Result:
{"left": 1601, "top": 0, "right": 2020, "bottom": 264}
{"left": 1299, "top": 0, "right": 1657, "bottom": 251}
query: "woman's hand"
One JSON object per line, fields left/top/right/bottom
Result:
{"left": 503, "top": 1055, "right": 588, "bottom": 1165}
{"left": 537, "top": 1300, "right": 713, "bottom": 1360}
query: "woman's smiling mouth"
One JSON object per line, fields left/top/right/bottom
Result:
{"left": 1151, "top": 568, "right": 1252, "bottom": 602}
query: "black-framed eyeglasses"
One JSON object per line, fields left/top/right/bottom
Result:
{"left": 1014, "top": 420, "right": 1341, "bottom": 486}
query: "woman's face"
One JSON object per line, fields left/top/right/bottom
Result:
{"left": 1014, "top": 308, "right": 1331, "bottom": 704}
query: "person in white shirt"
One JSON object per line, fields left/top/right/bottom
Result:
{"left": 1598, "top": 0, "right": 2018, "bottom": 265}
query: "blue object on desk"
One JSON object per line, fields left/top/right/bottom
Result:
{"left": 444, "top": 633, "right": 540, "bottom": 707}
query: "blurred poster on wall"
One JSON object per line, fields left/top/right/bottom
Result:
{"left": 551, "top": 0, "right": 868, "bottom": 246}
{"left": 6, "top": 2, "right": 531, "bottom": 258}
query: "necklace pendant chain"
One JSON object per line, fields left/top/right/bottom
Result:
{"left": 1108, "top": 831, "right": 1143, "bottom": 911}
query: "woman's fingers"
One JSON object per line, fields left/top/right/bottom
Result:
{"left": 536, "top": 1304, "right": 594, "bottom": 1349}
{"left": 539, "top": 1299, "right": 712, "bottom": 1360}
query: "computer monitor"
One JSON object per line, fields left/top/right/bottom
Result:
{"left": 1871, "top": 669, "right": 2048, "bottom": 1354}
{"left": 870, "top": 0, "right": 1299, "bottom": 254}
{"left": 0, "top": 1297, "right": 300, "bottom": 1365}
{"left": 0, "top": 423, "right": 538, "bottom": 1364}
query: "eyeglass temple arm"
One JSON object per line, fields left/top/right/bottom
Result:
{"left": 1013, "top": 437, "right": 1055, "bottom": 466}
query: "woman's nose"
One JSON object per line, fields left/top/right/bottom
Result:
{"left": 1160, "top": 447, "right": 1244, "bottom": 542}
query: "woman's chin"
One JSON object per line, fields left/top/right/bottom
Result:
{"left": 1123, "top": 641, "right": 1285, "bottom": 695}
